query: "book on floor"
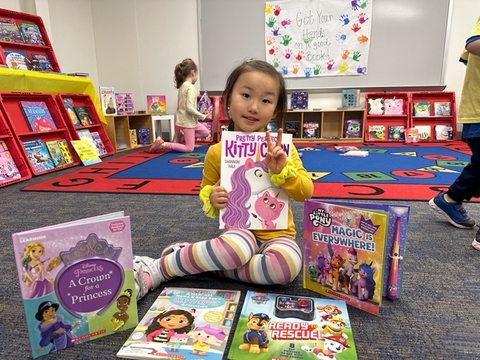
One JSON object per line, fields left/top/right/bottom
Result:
{"left": 12, "top": 211, "right": 137, "bottom": 359}
{"left": 227, "top": 290, "right": 358, "bottom": 360}
{"left": 219, "top": 131, "right": 292, "bottom": 230}
{"left": 117, "top": 287, "right": 241, "bottom": 360}
{"left": 71, "top": 139, "right": 102, "bottom": 166}
{"left": 302, "top": 199, "right": 409, "bottom": 316}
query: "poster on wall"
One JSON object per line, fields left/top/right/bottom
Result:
{"left": 265, "top": 0, "right": 373, "bottom": 78}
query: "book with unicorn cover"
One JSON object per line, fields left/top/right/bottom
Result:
{"left": 219, "top": 131, "right": 292, "bottom": 230}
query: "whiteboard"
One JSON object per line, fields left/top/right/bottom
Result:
{"left": 198, "top": 0, "right": 452, "bottom": 91}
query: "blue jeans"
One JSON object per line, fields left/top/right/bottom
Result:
{"left": 448, "top": 137, "right": 480, "bottom": 202}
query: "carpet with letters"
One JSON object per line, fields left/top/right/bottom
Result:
{"left": 21, "top": 141, "right": 475, "bottom": 201}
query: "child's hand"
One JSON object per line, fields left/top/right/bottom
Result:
{"left": 210, "top": 180, "right": 229, "bottom": 209}
{"left": 265, "top": 128, "right": 286, "bottom": 174}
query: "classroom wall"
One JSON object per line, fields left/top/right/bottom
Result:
{"left": 0, "top": 0, "right": 479, "bottom": 131}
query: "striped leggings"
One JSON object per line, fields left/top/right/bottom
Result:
{"left": 159, "top": 229, "right": 302, "bottom": 285}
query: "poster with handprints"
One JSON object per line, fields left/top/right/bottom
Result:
{"left": 265, "top": 0, "right": 372, "bottom": 78}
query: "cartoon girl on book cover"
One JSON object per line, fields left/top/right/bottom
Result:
{"left": 145, "top": 308, "right": 196, "bottom": 343}
{"left": 22, "top": 242, "right": 61, "bottom": 299}
{"left": 35, "top": 301, "right": 79, "bottom": 354}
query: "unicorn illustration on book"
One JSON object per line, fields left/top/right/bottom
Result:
{"left": 221, "top": 145, "right": 287, "bottom": 230}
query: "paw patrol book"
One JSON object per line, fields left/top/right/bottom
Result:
{"left": 303, "top": 199, "right": 409, "bottom": 316}
{"left": 227, "top": 290, "right": 358, "bottom": 360}
{"left": 12, "top": 212, "right": 138, "bottom": 359}
{"left": 117, "top": 287, "right": 241, "bottom": 360}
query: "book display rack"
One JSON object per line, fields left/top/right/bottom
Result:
{"left": 0, "top": 8, "right": 61, "bottom": 72}
{"left": 0, "top": 107, "right": 31, "bottom": 186}
{"left": 364, "top": 91, "right": 456, "bottom": 143}
{"left": 0, "top": 91, "right": 80, "bottom": 175}
{"left": 56, "top": 93, "right": 114, "bottom": 157}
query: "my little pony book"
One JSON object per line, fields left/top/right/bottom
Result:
{"left": 303, "top": 199, "right": 410, "bottom": 316}
{"left": 219, "top": 131, "right": 292, "bottom": 230}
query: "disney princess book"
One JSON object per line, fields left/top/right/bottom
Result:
{"left": 219, "top": 131, "right": 293, "bottom": 230}
{"left": 116, "top": 287, "right": 241, "bottom": 360}
{"left": 303, "top": 199, "right": 409, "bottom": 316}
{"left": 12, "top": 211, "right": 138, "bottom": 359}
{"left": 227, "top": 290, "right": 357, "bottom": 360}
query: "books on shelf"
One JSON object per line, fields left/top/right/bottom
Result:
{"left": 366, "top": 125, "right": 385, "bottom": 141}
{"left": 291, "top": 91, "right": 309, "bottom": 110}
{"left": 285, "top": 122, "right": 300, "bottom": 138}
{"left": 344, "top": 119, "right": 362, "bottom": 138}
{"left": 303, "top": 199, "right": 410, "bottom": 315}
{"left": 29, "top": 53, "right": 54, "bottom": 72}
{"left": 303, "top": 121, "right": 319, "bottom": 138}
{"left": 73, "top": 106, "right": 94, "bottom": 126}
{"left": 19, "top": 101, "right": 57, "bottom": 132}
{"left": 0, "top": 140, "right": 21, "bottom": 184}
{"left": 367, "top": 97, "right": 384, "bottom": 115}
{"left": 435, "top": 124, "right": 454, "bottom": 140}
{"left": 413, "top": 101, "right": 431, "bottom": 116}
{"left": 12, "top": 211, "right": 137, "bottom": 359}
{"left": 62, "top": 98, "right": 82, "bottom": 127}
{"left": 219, "top": 131, "right": 292, "bottom": 230}
{"left": 341, "top": 88, "right": 360, "bottom": 108}
{"left": 57, "top": 139, "right": 75, "bottom": 164}
{"left": 4, "top": 49, "right": 30, "bottom": 70}
{"left": 405, "top": 127, "right": 419, "bottom": 143}
{"left": 198, "top": 120, "right": 213, "bottom": 141}
{"left": 22, "top": 138, "right": 55, "bottom": 173}
{"left": 117, "top": 287, "right": 241, "bottom": 360}
{"left": 115, "top": 93, "right": 134, "bottom": 115}
{"left": 77, "top": 129, "right": 98, "bottom": 154}
{"left": 197, "top": 91, "right": 213, "bottom": 117}
{"left": 434, "top": 102, "right": 451, "bottom": 116}
{"left": 146, "top": 95, "right": 167, "bottom": 115}
{"left": 414, "top": 125, "right": 432, "bottom": 140}
{"left": 71, "top": 139, "right": 102, "bottom": 166}
{"left": 45, "top": 140, "right": 69, "bottom": 167}
{"left": 129, "top": 129, "right": 138, "bottom": 147}
{"left": 99, "top": 86, "right": 117, "bottom": 115}
{"left": 384, "top": 98, "right": 404, "bottom": 115}
{"left": 18, "top": 21, "right": 45, "bottom": 45}
{"left": 0, "top": 17, "right": 24, "bottom": 43}
{"left": 266, "top": 120, "right": 278, "bottom": 132}
{"left": 90, "top": 131, "right": 108, "bottom": 155}
{"left": 388, "top": 125, "right": 405, "bottom": 141}
{"left": 137, "top": 128, "right": 151, "bottom": 145}
{"left": 228, "top": 290, "right": 358, "bottom": 360}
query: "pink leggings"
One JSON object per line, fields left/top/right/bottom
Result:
{"left": 166, "top": 122, "right": 210, "bottom": 152}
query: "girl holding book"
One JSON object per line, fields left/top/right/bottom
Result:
{"left": 136, "top": 59, "right": 313, "bottom": 300}
{"left": 149, "top": 58, "right": 210, "bottom": 153}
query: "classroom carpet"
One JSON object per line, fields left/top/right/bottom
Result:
{"left": 22, "top": 141, "right": 475, "bottom": 202}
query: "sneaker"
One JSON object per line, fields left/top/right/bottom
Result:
{"left": 161, "top": 241, "right": 191, "bottom": 257}
{"left": 429, "top": 191, "right": 475, "bottom": 229}
{"left": 472, "top": 229, "right": 480, "bottom": 251}
{"left": 133, "top": 255, "right": 163, "bottom": 300}
{"left": 149, "top": 137, "right": 165, "bottom": 152}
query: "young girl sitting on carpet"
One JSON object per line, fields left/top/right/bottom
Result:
{"left": 134, "top": 59, "right": 313, "bottom": 300}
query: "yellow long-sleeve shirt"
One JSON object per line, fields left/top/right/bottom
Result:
{"left": 199, "top": 141, "right": 314, "bottom": 241}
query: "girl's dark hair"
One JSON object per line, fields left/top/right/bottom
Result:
{"left": 173, "top": 58, "right": 198, "bottom": 89}
{"left": 222, "top": 59, "right": 287, "bottom": 131}
{"left": 145, "top": 309, "right": 195, "bottom": 335}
